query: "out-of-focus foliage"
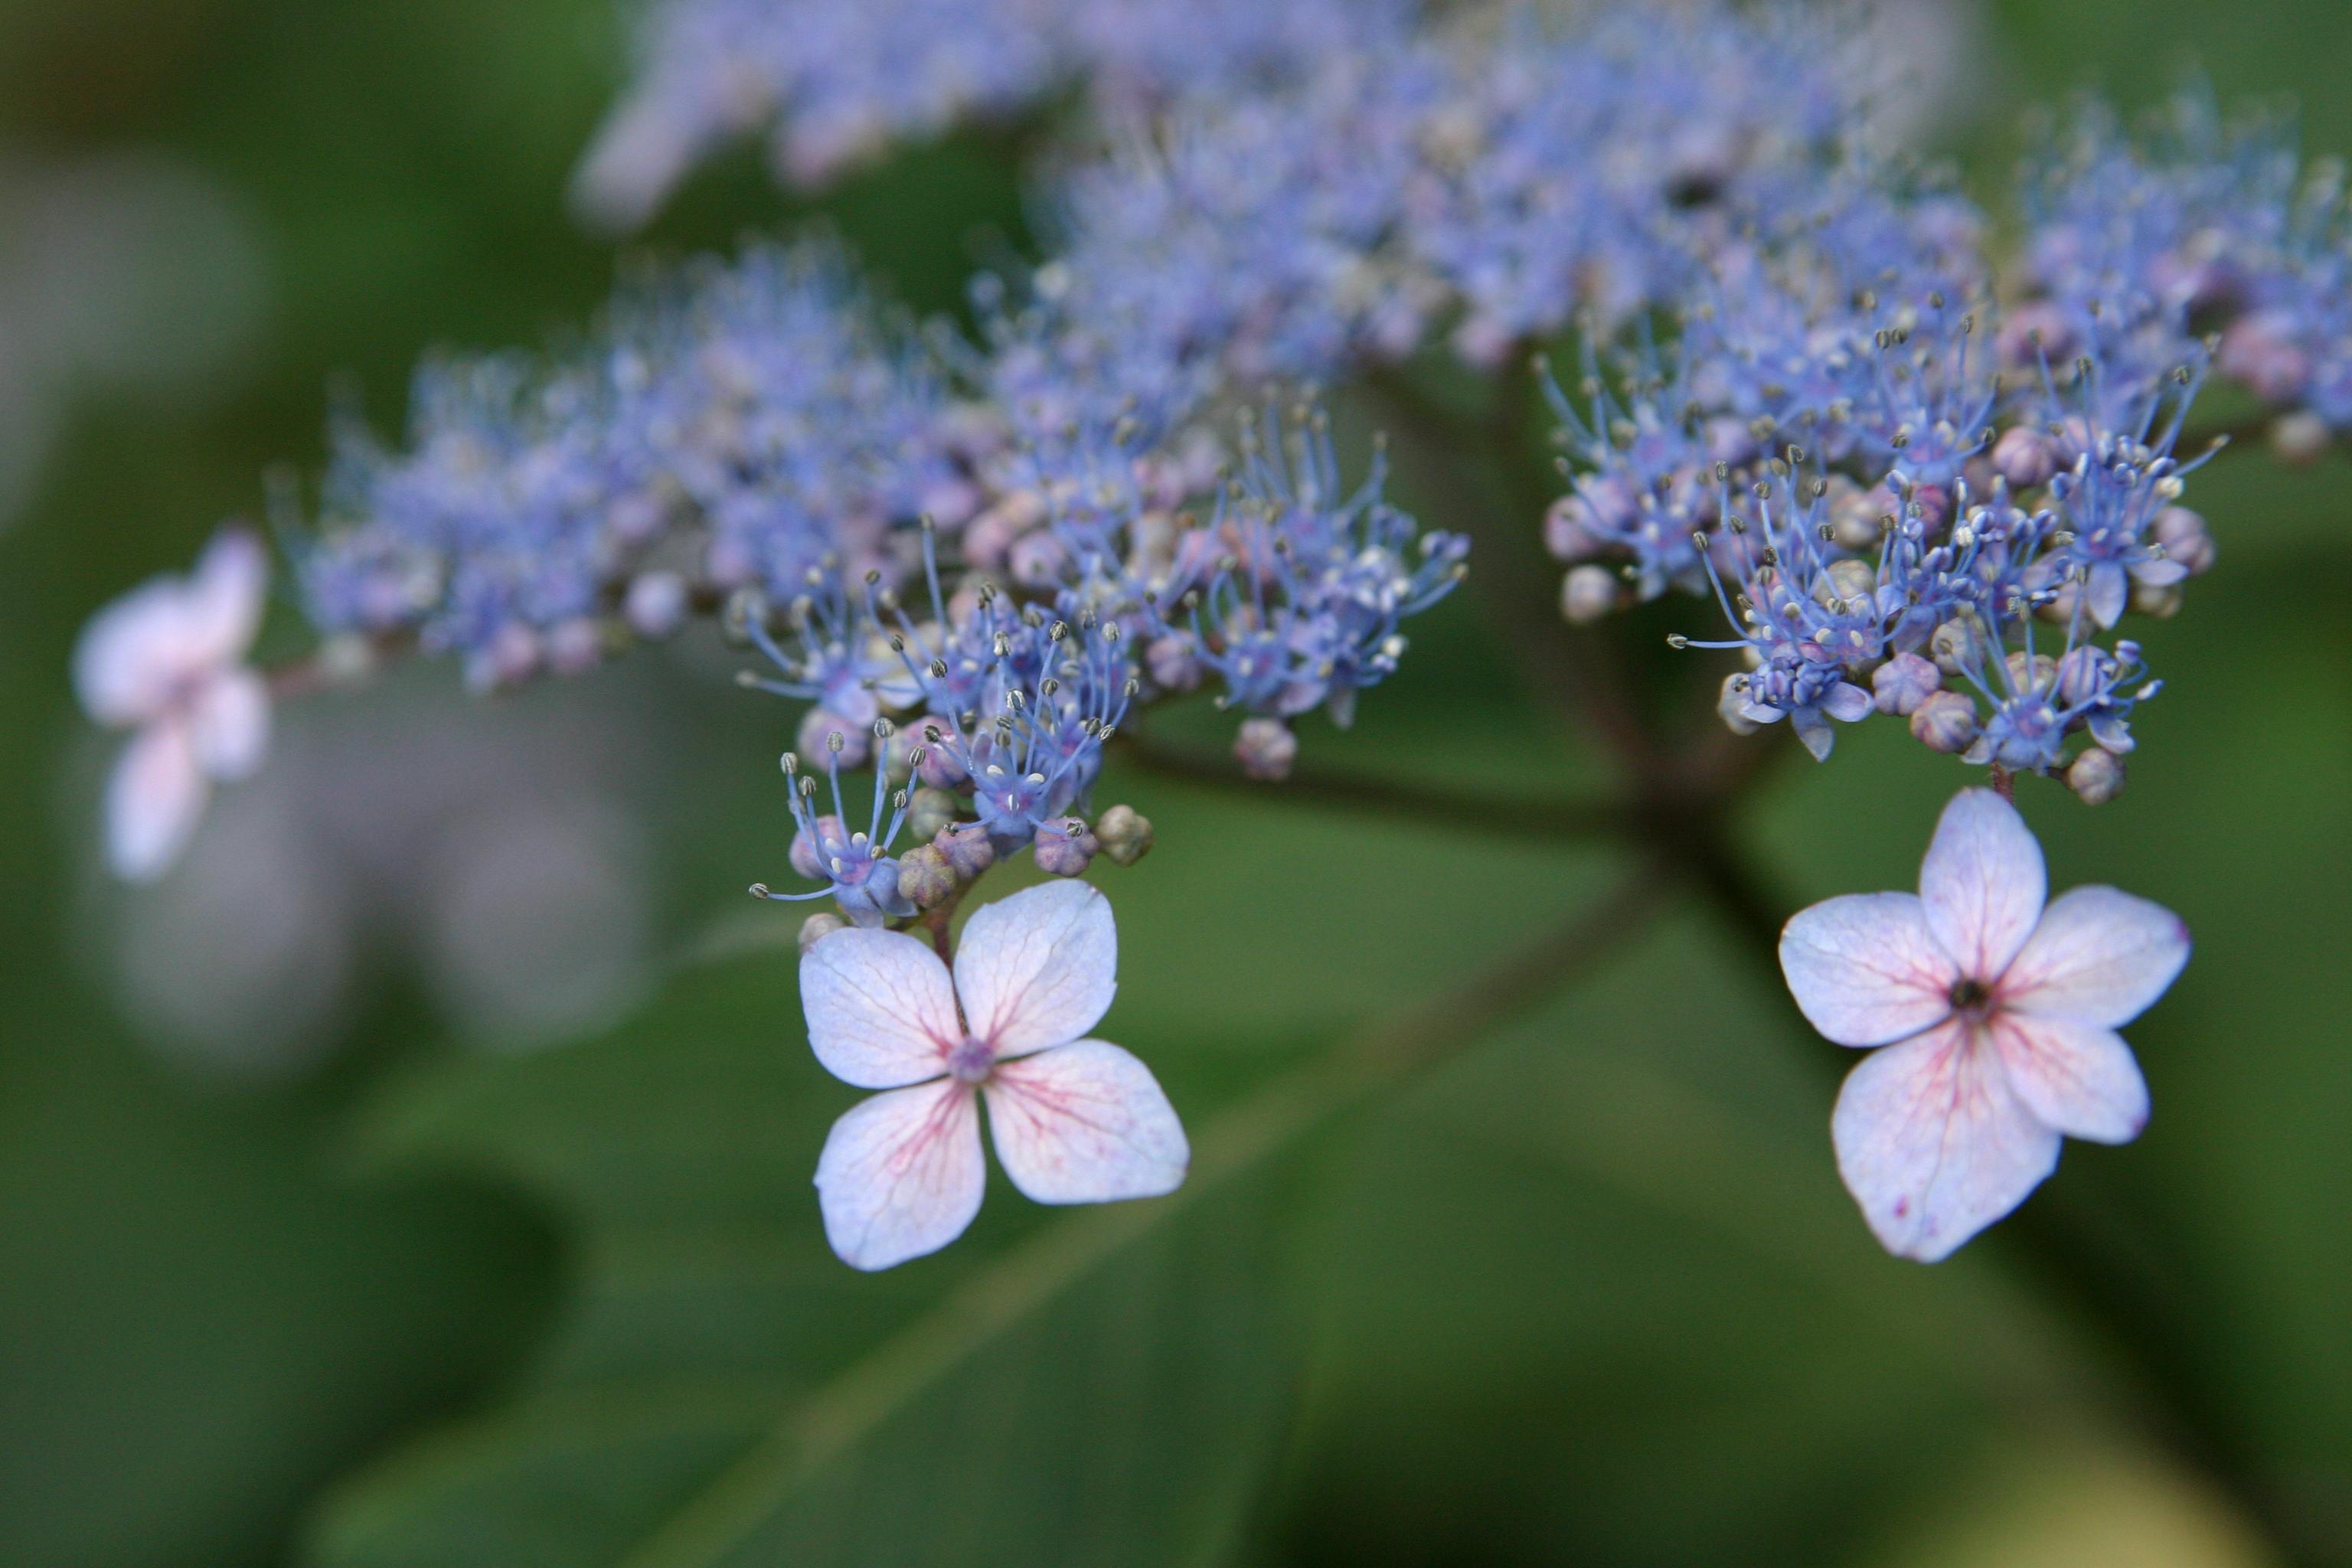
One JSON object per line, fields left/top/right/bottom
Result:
{"left": 0, "top": 2, "right": 2347, "bottom": 1566}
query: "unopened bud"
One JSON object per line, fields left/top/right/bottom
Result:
{"left": 1145, "top": 633, "right": 1204, "bottom": 693}
{"left": 625, "top": 570, "right": 690, "bottom": 640}
{"left": 1871, "top": 652, "right": 1941, "bottom": 716}
{"left": 934, "top": 822, "right": 995, "bottom": 880}
{"left": 799, "top": 707, "right": 871, "bottom": 769}
{"left": 798, "top": 912, "right": 849, "bottom": 955}
{"left": 2066, "top": 746, "right": 2127, "bottom": 805}
{"left": 1033, "top": 815, "right": 1099, "bottom": 877}
{"left": 720, "top": 588, "right": 766, "bottom": 647}
{"left": 2270, "top": 409, "right": 2331, "bottom": 467}
{"left": 1991, "top": 425, "right": 2060, "bottom": 489}
{"left": 1717, "top": 671, "right": 1761, "bottom": 736}
{"left": 905, "top": 786, "right": 959, "bottom": 845}
{"left": 2004, "top": 650, "right": 2058, "bottom": 694}
{"left": 1094, "top": 804, "right": 1155, "bottom": 866}
{"left": 1930, "top": 613, "right": 1985, "bottom": 677}
{"left": 789, "top": 815, "right": 844, "bottom": 881}
{"left": 2148, "top": 505, "right": 2215, "bottom": 577}
{"left": 897, "top": 843, "right": 958, "bottom": 908}
{"left": 1234, "top": 717, "right": 1298, "bottom": 782}
{"left": 1910, "top": 690, "right": 1981, "bottom": 753}
{"left": 1560, "top": 564, "right": 1619, "bottom": 625}
{"left": 1822, "top": 558, "right": 1877, "bottom": 607}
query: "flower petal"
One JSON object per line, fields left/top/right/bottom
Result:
{"left": 182, "top": 528, "right": 270, "bottom": 668}
{"left": 1919, "top": 788, "right": 2045, "bottom": 981}
{"left": 952, "top": 880, "right": 1116, "bottom": 1059}
{"left": 1779, "top": 892, "right": 1958, "bottom": 1047}
{"left": 74, "top": 578, "right": 193, "bottom": 726}
{"left": 189, "top": 668, "right": 271, "bottom": 780}
{"left": 2084, "top": 560, "right": 2128, "bottom": 629}
{"left": 800, "top": 928, "right": 958, "bottom": 1089}
{"left": 1822, "top": 681, "right": 1873, "bottom": 723}
{"left": 1791, "top": 707, "right": 1835, "bottom": 760}
{"left": 1832, "top": 1021, "right": 2060, "bottom": 1263}
{"left": 814, "top": 1080, "right": 985, "bottom": 1272}
{"left": 983, "top": 1040, "right": 1188, "bottom": 1204}
{"left": 2000, "top": 886, "right": 2190, "bottom": 1029}
{"left": 1987, "top": 1011, "right": 2150, "bottom": 1145}
{"left": 106, "top": 721, "right": 208, "bottom": 883}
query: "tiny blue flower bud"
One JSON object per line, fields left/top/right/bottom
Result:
{"left": 1560, "top": 564, "right": 1619, "bottom": 625}
{"left": 2148, "top": 506, "right": 2214, "bottom": 577}
{"left": 905, "top": 786, "right": 959, "bottom": 845}
{"left": 799, "top": 707, "right": 871, "bottom": 769}
{"left": 934, "top": 822, "right": 995, "bottom": 880}
{"left": 1910, "top": 690, "right": 1981, "bottom": 754}
{"left": 1233, "top": 717, "right": 1298, "bottom": 782}
{"left": 1034, "top": 815, "right": 1099, "bottom": 877}
{"left": 2271, "top": 410, "right": 2331, "bottom": 467}
{"left": 625, "top": 570, "right": 690, "bottom": 639}
{"left": 2066, "top": 746, "right": 2127, "bottom": 805}
{"left": 1145, "top": 634, "right": 1204, "bottom": 694}
{"left": 1872, "top": 652, "right": 1941, "bottom": 717}
{"left": 1094, "top": 803, "right": 1154, "bottom": 867}
{"left": 1991, "top": 426, "right": 2059, "bottom": 489}
{"left": 790, "top": 814, "right": 844, "bottom": 880}
{"left": 798, "top": 912, "right": 849, "bottom": 956}
{"left": 897, "top": 843, "right": 958, "bottom": 908}
{"left": 1717, "top": 671, "right": 1762, "bottom": 736}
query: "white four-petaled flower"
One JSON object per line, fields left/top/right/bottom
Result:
{"left": 1780, "top": 788, "right": 2188, "bottom": 1262}
{"left": 799, "top": 879, "right": 1188, "bottom": 1270}
{"left": 74, "top": 528, "right": 272, "bottom": 882}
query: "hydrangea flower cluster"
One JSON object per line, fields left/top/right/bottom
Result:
{"left": 1539, "top": 160, "right": 2221, "bottom": 792}
{"left": 2021, "top": 94, "right": 2352, "bottom": 446}
{"left": 74, "top": 0, "right": 2290, "bottom": 1269}
{"left": 572, "top": 0, "right": 1415, "bottom": 228}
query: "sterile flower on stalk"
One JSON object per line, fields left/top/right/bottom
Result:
{"left": 799, "top": 880, "right": 1187, "bottom": 1270}
{"left": 1779, "top": 789, "right": 2188, "bottom": 1261}
{"left": 74, "top": 528, "right": 272, "bottom": 881}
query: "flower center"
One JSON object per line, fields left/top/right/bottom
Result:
{"left": 1949, "top": 975, "right": 1993, "bottom": 1017}
{"left": 946, "top": 1036, "right": 995, "bottom": 1084}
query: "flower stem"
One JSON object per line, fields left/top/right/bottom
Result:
{"left": 1112, "top": 730, "right": 1631, "bottom": 843}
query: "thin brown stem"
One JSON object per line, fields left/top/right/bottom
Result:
{"left": 1113, "top": 730, "right": 1629, "bottom": 844}
{"left": 1362, "top": 365, "right": 1663, "bottom": 780}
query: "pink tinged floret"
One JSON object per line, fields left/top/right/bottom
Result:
{"left": 75, "top": 528, "right": 272, "bottom": 882}
{"left": 1786, "top": 788, "right": 2185, "bottom": 1263}
{"left": 798, "top": 880, "right": 1185, "bottom": 1270}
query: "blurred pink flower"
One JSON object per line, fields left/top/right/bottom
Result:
{"left": 1780, "top": 789, "right": 2188, "bottom": 1261}
{"left": 74, "top": 528, "right": 270, "bottom": 880}
{"left": 800, "top": 880, "right": 1187, "bottom": 1270}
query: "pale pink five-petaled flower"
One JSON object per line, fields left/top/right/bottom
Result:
{"left": 799, "top": 879, "right": 1188, "bottom": 1270}
{"left": 1780, "top": 788, "right": 2189, "bottom": 1262}
{"left": 74, "top": 528, "right": 272, "bottom": 882}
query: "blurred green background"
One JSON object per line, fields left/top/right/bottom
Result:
{"left": 0, "top": 1, "right": 2346, "bottom": 1563}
